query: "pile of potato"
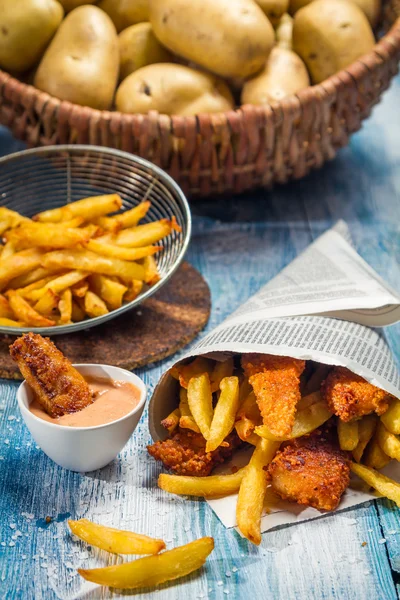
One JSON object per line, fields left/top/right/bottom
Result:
{"left": 0, "top": 0, "right": 379, "bottom": 116}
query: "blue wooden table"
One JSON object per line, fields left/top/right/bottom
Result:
{"left": 0, "top": 76, "right": 400, "bottom": 600}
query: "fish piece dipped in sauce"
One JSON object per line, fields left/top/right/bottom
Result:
{"left": 10, "top": 332, "right": 92, "bottom": 417}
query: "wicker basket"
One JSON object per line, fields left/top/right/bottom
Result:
{"left": 0, "top": 3, "right": 399, "bottom": 197}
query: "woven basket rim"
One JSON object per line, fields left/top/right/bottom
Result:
{"left": 0, "top": 16, "right": 399, "bottom": 126}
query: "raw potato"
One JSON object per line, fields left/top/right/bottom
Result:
{"left": 116, "top": 63, "right": 234, "bottom": 116}
{"left": 59, "top": 0, "right": 97, "bottom": 12}
{"left": 276, "top": 14, "right": 294, "bottom": 50}
{"left": 289, "top": 0, "right": 381, "bottom": 26}
{"left": 119, "top": 23, "right": 172, "bottom": 82}
{"left": 0, "top": 0, "right": 64, "bottom": 73}
{"left": 34, "top": 5, "right": 119, "bottom": 110}
{"left": 149, "top": 0, "right": 275, "bottom": 79}
{"left": 255, "top": 0, "right": 289, "bottom": 27}
{"left": 293, "top": 0, "right": 375, "bottom": 84}
{"left": 98, "top": 0, "right": 149, "bottom": 32}
{"left": 241, "top": 47, "right": 310, "bottom": 105}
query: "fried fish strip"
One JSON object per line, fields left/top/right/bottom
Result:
{"left": 241, "top": 354, "right": 305, "bottom": 438}
{"left": 322, "top": 367, "right": 392, "bottom": 422}
{"left": 9, "top": 333, "right": 92, "bottom": 417}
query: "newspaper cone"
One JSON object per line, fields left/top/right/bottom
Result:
{"left": 149, "top": 221, "right": 400, "bottom": 531}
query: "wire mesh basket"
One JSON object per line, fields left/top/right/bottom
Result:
{"left": 0, "top": 145, "right": 191, "bottom": 335}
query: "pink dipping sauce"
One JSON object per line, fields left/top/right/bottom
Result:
{"left": 29, "top": 376, "right": 140, "bottom": 427}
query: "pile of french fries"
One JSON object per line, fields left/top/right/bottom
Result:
{"left": 0, "top": 196, "right": 180, "bottom": 328}
{"left": 68, "top": 518, "right": 213, "bottom": 589}
{"left": 157, "top": 356, "right": 400, "bottom": 546}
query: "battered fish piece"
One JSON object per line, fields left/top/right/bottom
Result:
{"left": 241, "top": 354, "right": 305, "bottom": 438}
{"left": 322, "top": 367, "right": 391, "bottom": 422}
{"left": 147, "top": 428, "right": 242, "bottom": 477}
{"left": 10, "top": 333, "right": 92, "bottom": 418}
{"left": 268, "top": 432, "right": 350, "bottom": 511}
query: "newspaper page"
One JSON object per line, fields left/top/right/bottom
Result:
{"left": 149, "top": 220, "right": 400, "bottom": 532}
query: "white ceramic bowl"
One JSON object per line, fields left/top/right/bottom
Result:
{"left": 17, "top": 364, "right": 146, "bottom": 472}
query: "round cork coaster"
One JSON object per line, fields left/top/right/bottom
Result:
{"left": 0, "top": 262, "right": 210, "bottom": 380}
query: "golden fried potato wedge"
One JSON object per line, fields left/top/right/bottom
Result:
{"left": 5, "top": 223, "right": 91, "bottom": 249}
{"left": 97, "top": 201, "right": 151, "bottom": 231}
{"left": 59, "top": 289, "right": 73, "bottom": 324}
{"left": 338, "top": 420, "right": 359, "bottom": 451}
{"left": 7, "top": 291, "right": 55, "bottom": 327}
{"left": 78, "top": 537, "right": 214, "bottom": 589}
{"left": 351, "top": 462, "right": 400, "bottom": 507}
{"left": 0, "top": 294, "right": 14, "bottom": 319}
{"left": 34, "top": 194, "right": 122, "bottom": 223}
{"left": 28, "top": 271, "right": 88, "bottom": 302}
{"left": 42, "top": 250, "right": 146, "bottom": 282}
{"left": 86, "top": 240, "right": 161, "bottom": 261}
{"left": 236, "top": 438, "right": 280, "bottom": 545}
{"left": 177, "top": 357, "right": 214, "bottom": 389}
{"left": 187, "top": 373, "right": 214, "bottom": 439}
{"left": 0, "top": 207, "right": 30, "bottom": 234}
{"left": 115, "top": 218, "right": 180, "bottom": 248}
{"left": 161, "top": 408, "right": 181, "bottom": 435}
{"left": 210, "top": 357, "right": 234, "bottom": 393}
{"left": 1, "top": 241, "right": 16, "bottom": 259}
{"left": 124, "top": 280, "right": 143, "bottom": 303}
{"left": 158, "top": 468, "right": 246, "bottom": 497}
{"left": 71, "top": 300, "right": 86, "bottom": 322}
{"left": 179, "top": 387, "right": 200, "bottom": 433}
{"left": 7, "top": 267, "right": 62, "bottom": 290}
{"left": 69, "top": 519, "right": 165, "bottom": 555}
{"left": 352, "top": 416, "right": 377, "bottom": 463}
{"left": 34, "top": 289, "right": 60, "bottom": 317}
{"left": 142, "top": 255, "right": 161, "bottom": 285}
{"left": 0, "top": 249, "right": 43, "bottom": 291}
{"left": 364, "top": 436, "right": 391, "bottom": 470}
{"left": 381, "top": 399, "right": 400, "bottom": 435}
{"left": 89, "top": 274, "right": 127, "bottom": 311}
{"left": 84, "top": 291, "right": 109, "bottom": 318}
{"left": 71, "top": 280, "right": 89, "bottom": 299}
{"left": 206, "top": 376, "right": 240, "bottom": 452}
{"left": 376, "top": 422, "right": 400, "bottom": 461}
{"left": 0, "top": 318, "right": 23, "bottom": 327}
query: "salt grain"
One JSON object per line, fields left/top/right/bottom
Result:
{"left": 8, "top": 542, "right": 15, "bottom": 547}
{"left": 378, "top": 538, "right": 387, "bottom": 544}
{"left": 225, "top": 571, "right": 231, "bottom": 577}
{"left": 217, "top": 580, "right": 223, "bottom": 586}
{"left": 232, "top": 567, "right": 238, "bottom": 573}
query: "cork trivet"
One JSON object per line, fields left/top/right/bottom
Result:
{"left": 0, "top": 262, "right": 210, "bottom": 380}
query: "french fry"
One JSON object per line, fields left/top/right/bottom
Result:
{"left": 297, "top": 390, "right": 321, "bottom": 411}
{"left": 124, "top": 280, "right": 143, "bottom": 303}
{"left": 7, "top": 267, "right": 61, "bottom": 290}
{"left": 161, "top": 408, "right": 181, "bottom": 435}
{"left": 42, "top": 250, "right": 146, "bottom": 282}
{"left": 236, "top": 391, "right": 262, "bottom": 440}
{"left": 71, "top": 279, "right": 89, "bottom": 298}
{"left": 0, "top": 294, "right": 14, "bottom": 319}
{"left": 71, "top": 300, "right": 86, "bottom": 322}
{"left": 178, "top": 357, "right": 214, "bottom": 389}
{"left": 158, "top": 468, "right": 246, "bottom": 497}
{"left": 7, "top": 291, "right": 55, "bottom": 327}
{"left": 364, "top": 436, "right": 391, "bottom": 470}
{"left": 28, "top": 271, "right": 88, "bottom": 301}
{"left": 34, "top": 289, "right": 60, "bottom": 316}
{"left": 115, "top": 218, "right": 179, "bottom": 248}
{"left": 0, "top": 317, "right": 23, "bottom": 327}
{"left": 59, "top": 289, "right": 73, "bottom": 324}
{"left": 338, "top": 420, "right": 359, "bottom": 451}
{"left": 350, "top": 462, "right": 400, "bottom": 507}
{"left": 0, "top": 207, "right": 30, "bottom": 234}
{"left": 1, "top": 241, "right": 15, "bottom": 259}
{"left": 86, "top": 239, "right": 162, "bottom": 261}
{"left": 58, "top": 217, "right": 85, "bottom": 228}
{"left": 179, "top": 388, "right": 200, "bottom": 433}
{"left": 187, "top": 373, "right": 214, "bottom": 439}
{"left": 236, "top": 438, "right": 280, "bottom": 545}
{"left": 352, "top": 416, "right": 377, "bottom": 462}
{"left": 142, "top": 255, "right": 161, "bottom": 285}
{"left": 239, "top": 377, "right": 253, "bottom": 405}
{"left": 89, "top": 274, "right": 127, "bottom": 310}
{"left": 69, "top": 519, "right": 165, "bottom": 555}
{"left": 206, "top": 376, "right": 240, "bottom": 452}
{"left": 97, "top": 201, "right": 151, "bottom": 231}
{"left": 376, "top": 422, "right": 400, "bottom": 461}
{"left": 33, "top": 194, "right": 122, "bottom": 223}
{"left": 255, "top": 396, "right": 332, "bottom": 441}
{"left": 78, "top": 537, "right": 214, "bottom": 590}
{"left": 210, "top": 357, "right": 234, "bottom": 393}
{"left": 83, "top": 291, "right": 109, "bottom": 318}
{"left": 381, "top": 399, "right": 400, "bottom": 435}
{"left": 0, "top": 249, "right": 43, "bottom": 291}
{"left": 14, "top": 276, "right": 57, "bottom": 298}
{"left": 5, "top": 223, "right": 91, "bottom": 248}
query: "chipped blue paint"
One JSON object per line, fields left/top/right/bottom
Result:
{"left": 0, "top": 75, "right": 399, "bottom": 600}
